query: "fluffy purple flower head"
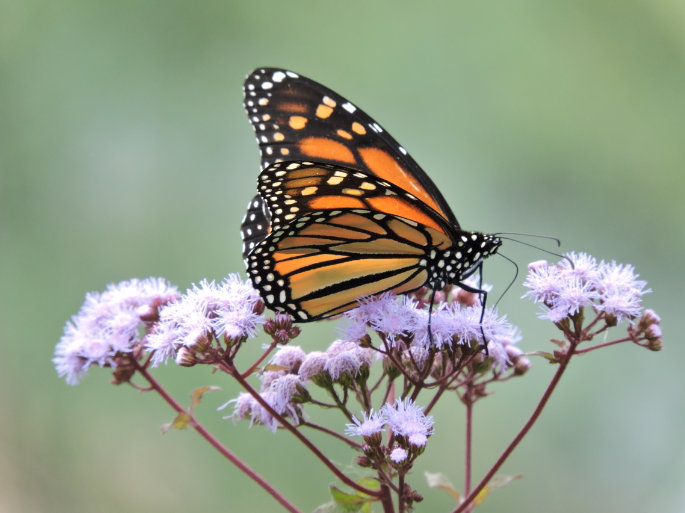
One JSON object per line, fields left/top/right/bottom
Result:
{"left": 269, "top": 374, "right": 307, "bottom": 414}
{"left": 219, "top": 392, "right": 255, "bottom": 424}
{"left": 351, "top": 293, "right": 420, "bottom": 346}
{"left": 298, "top": 351, "right": 329, "bottom": 382}
{"left": 325, "top": 340, "right": 374, "bottom": 380}
{"left": 523, "top": 254, "right": 650, "bottom": 324}
{"left": 540, "top": 276, "right": 599, "bottom": 322}
{"left": 145, "top": 274, "right": 264, "bottom": 367}
{"left": 270, "top": 345, "right": 307, "bottom": 372}
{"left": 390, "top": 447, "right": 408, "bottom": 463}
{"left": 382, "top": 399, "right": 434, "bottom": 447}
{"left": 596, "top": 262, "right": 650, "bottom": 322}
{"left": 345, "top": 410, "right": 386, "bottom": 438}
{"left": 54, "top": 278, "right": 178, "bottom": 384}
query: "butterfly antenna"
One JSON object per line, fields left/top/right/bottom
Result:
{"left": 493, "top": 232, "right": 561, "bottom": 247}
{"left": 492, "top": 252, "right": 519, "bottom": 308}
{"left": 497, "top": 237, "right": 574, "bottom": 269}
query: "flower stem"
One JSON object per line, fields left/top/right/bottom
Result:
{"left": 379, "top": 483, "right": 396, "bottom": 513}
{"left": 465, "top": 396, "right": 473, "bottom": 506}
{"left": 301, "top": 422, "right": 362, "bottom": 450}
{"left": 133, "top": 360, "right": 303, "bottom": 513}
{"left": 451, "top": 343, "right": 576, "bottom": 513}
{"left": 227, "top": 363, "right": 380, "bottom": 498}
{"left": 241, "top": 340, "right": 278, "bottom": 378}
{"left": 575, "top": 336, "right": 631, "bottom": 354}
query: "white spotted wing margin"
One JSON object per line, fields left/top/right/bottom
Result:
{"left": 245, "top": 209, "right": 438, "bottom": 322}
{"left": 240, "top": 194, "right": 271, "bottom": 261}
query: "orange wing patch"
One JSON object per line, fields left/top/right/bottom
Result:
{"left": 299, "top": 224, "right": 371, "bottom": 241}
{"left": 387, "top": 219, "right": 428, "bottom": 247}
{"left": 366, "top": 196, "right": 445, "bottom": 233}
{"left": 278, "top": 236, "right": 341, "bottom": 249}
{"left": 289, "top": 116, "right": 308, "bottom": 129}
{"left": 329, "top": 213, "right": 387, "bottom": 235}
{"left": 331, "top": 239, "right": 424, "bottom": 255}
{"left": 299, "top": 266, "right": 423, "bottom": 317}
{"left": 298, "top": 137, "right": 356, "bottom": 164}
{"left": 290, "top": 257, "right": 420, "bottom": 301}
{"left": 275, "top": 253, "right": 347, "bottom": 276}
{"left": 287, "top": 167, "right": 329, "bottom": 179}
{"left": 358, "top": 147, "right": 447, "bottom": 218}
{"left": 276, "top": 102, "right": 309, "bottom": 113}
{"left": 272, "top": 247, "right": 320, "bottom": 261}
{"left": 308, "top": 195, "right": 366, "bottom": 210}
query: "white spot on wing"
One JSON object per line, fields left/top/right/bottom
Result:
{"left": 342, "top": 102, "right": 356, "bottom": 113}
{"left": 272, "top": 71, "right": 286, "bottom": 82}
{"left": 262, "top": 82, "right": 273, "bottom": 90}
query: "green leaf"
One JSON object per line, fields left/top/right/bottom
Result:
{"left": 189, "top": 386, "right": 221, "bottom": 409}
{"left": 424, "top": 472, "right": 461, "bottom": 502}
{"left": 473, "top": 474, "right": 522, "bottom": 506}
{"left": 264, "top": 364, "right": 290, "bottom": 372}
{"left": 161, "top": 412, "right": 191, "bottom": 433}
{"left": 526, "top": 350, "right": 557, "bottom": 362}
{"left": 355, "top": 477, "right": 380, "bottom": 497}
{"left": 312, "top": 501, "right": 341, "bottom": 513}
{"left": 330, "top": 486, "right": 365, "bottom": 505}
{"left": 360, "top": 501, "right": 372, "bottom": 513}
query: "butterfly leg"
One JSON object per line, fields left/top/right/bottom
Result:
{"left": 427, "top": 287, "right": 437, "bottom": 346}
{"left": 457, "top": 260, "right": 489, "bottom": 356}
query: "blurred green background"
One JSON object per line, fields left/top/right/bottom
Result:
{"left": 1, "top": 0, "right": 683, "bottom": 512}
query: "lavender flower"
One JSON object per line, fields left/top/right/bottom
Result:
{"left": 390, "top": 447, "right": 408, "bottom": 463}
{"left": 351, "top": 293, "right": 421, "bottom": 346}
{"left": 523, "top": 254, "right": 650, "bottom": 324}
{"left": 146, "top": 274, "right": 264, "bottom": 367}
{"left": 596, "top": 261, "right": 650, "bottom": 322}
{"left": 345, "top": 410, "right": 386, "bottom": 443}
{"left": 298, "top": 351, "right": 329, "bottom": 382}
{"left": 270, "top": 345, "right": 307, "bottom": 373}
{"left": 382, "top": 399, "right": 434, "bottom": 447}
{"left": 54, "top": 278, "right": 178, "bottom": 384}
{"left": 269, "top": 374, "right": 308, "bottom": 413}
{"left": 325, "top": 340, "right": 374, "bottom": 382}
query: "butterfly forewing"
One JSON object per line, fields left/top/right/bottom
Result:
{"left": 243, "top": 68, "right": 458, "bottom": 226}
{"left": 246, "top": 209, "right": 452, "bottom": 321}
{"left": 256, "top": 161, "right": 452, "bottom": 237}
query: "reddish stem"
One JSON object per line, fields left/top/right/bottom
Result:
{"left": 302, "top": 422, "right": 362, "bottom": 450}
{"left": 464, "top": 397, "right": 473, "bottom": 505}
{"left": 241, "top": 340, "right": 278, "bottom": 378}
{"left": 575, "top": 336, "right": 631, "bottom": 354}
{"left": 133, "top": 361, "right": 302, "bottom": 513}
{"left": 451, "top": 344, "right": 576, "bottom": 513}
{"left": 379, "top": 483, "right": 396, "bottom": 513}
{"left": 226, "top": 363, "right": 381, "bottom": 498}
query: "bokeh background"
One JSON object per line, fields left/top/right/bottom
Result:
{"left": 1, "top": 1, "right": 684, "bottom": 512}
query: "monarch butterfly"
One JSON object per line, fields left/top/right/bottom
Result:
{"left": 240, "top": 68, "right": 502, "bottom": 323}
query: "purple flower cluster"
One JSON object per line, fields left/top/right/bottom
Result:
{"left": 340, "top": 292, "right": 521, "bottom": 370}
{"left": 146, "top": 275, "right": 264, "bottom": 367}
{"left": 53, "top": 278, "right": 178, "bottom": 385}
{"left": 226, "top": 339, "right": 375, "bottom": 432}
{"left": 523, "top": 253, "right": 650, "bottom": 323}
{"left": 345, "top": 400, "right": 434, "bottom": 447}
{"left": 221, "top": 345, "right": 308, "bottom": 432}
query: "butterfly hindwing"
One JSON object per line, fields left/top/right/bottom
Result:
{"left": 246, "top": 209, "right": 454, "bottom": 321}
{"left": 243, "top": 68, "right": 458, "bottom": 226}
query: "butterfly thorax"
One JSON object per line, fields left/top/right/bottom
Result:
{"left": 426, "top": 231, "right": 502, "bottom": 290}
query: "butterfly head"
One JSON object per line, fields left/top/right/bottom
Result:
{"left": 429, "top": 231, "right": 502, "bottom": 289}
